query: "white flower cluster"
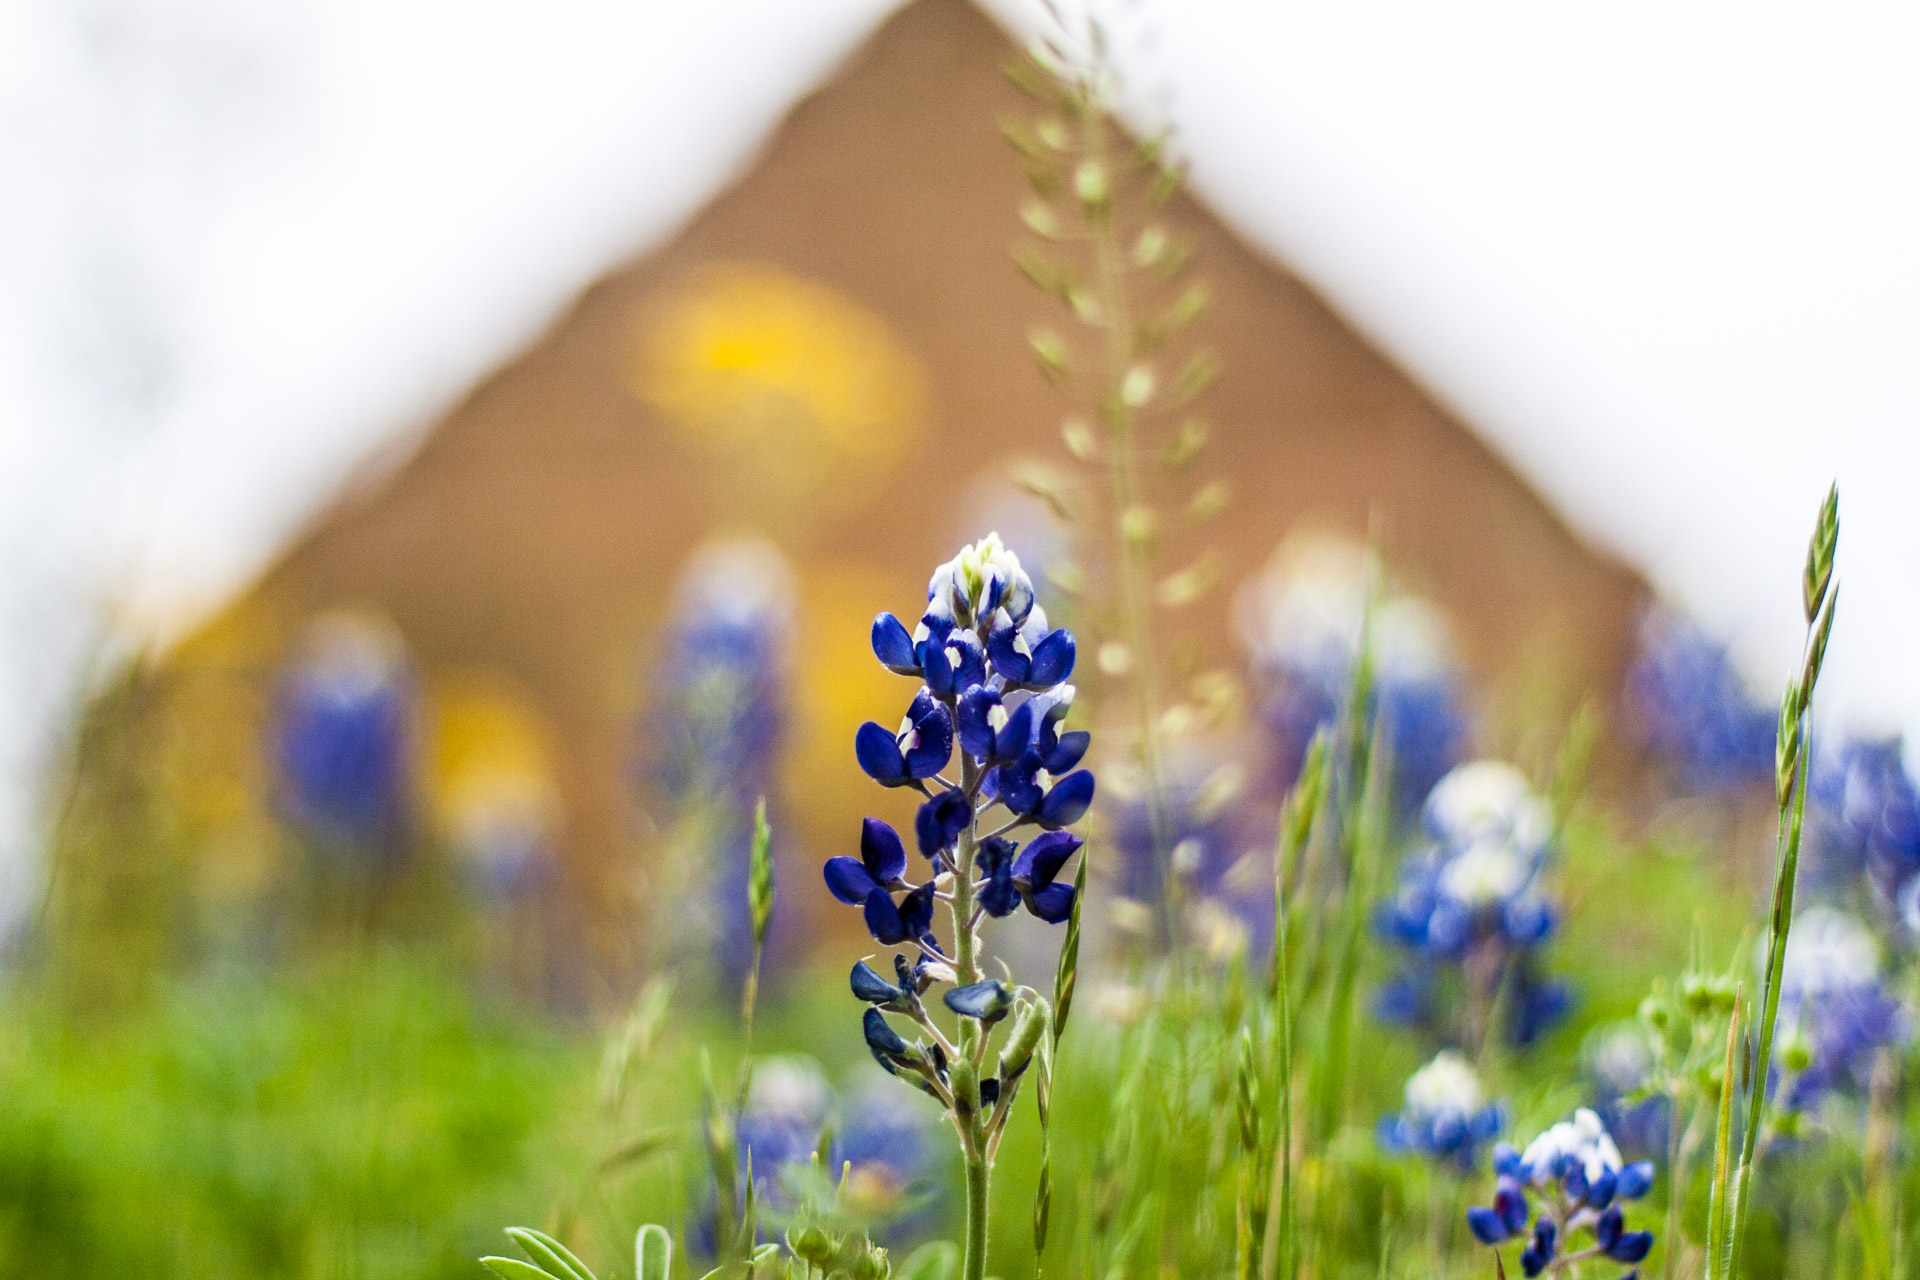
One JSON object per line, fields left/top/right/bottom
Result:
{"left": 1403, "top": 1050, "right": 1484, "bottom": 1121}
{"left": 929, "top": 532, "right": 1034, "bottom": 628}
{"left": 1518, "top": 1107, "right": 1623, "bottom": 1187}
{"left": 1426, "top": 761, "right": 1552, "bottom": 908}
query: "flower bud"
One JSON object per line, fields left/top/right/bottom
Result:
{"left": 997, "top": 996, "right": 1052, "bottom": 1084}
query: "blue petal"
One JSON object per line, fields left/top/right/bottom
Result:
{"left": 1492, "top": 1142, "right": 1523, "bottom": 1179}
{"left": 1037, "top": 769, "right": 1096, "bottom": 829}
{"left": 902, "top": 694, "right": 953, "bottom": 779}
{"left": 1615, "top": 1161, "right": 1654, "bottom": 1200}
{"left": 979, "top": 866, "right": 1020, "bottom": 917}
{"left": 863, "top": 1007, "right": 912, "bottom": 1058}
{"left": 995, "top": 700, "right": 1035, "bottom": 763}
{"left": 897, "top": 882, "right": 936, "bottom": 938}
{"left": 872, "top": 613, "right": 918, "bottom": 672}
{"left": 1028, "top": 630, "right": 1076, "bottom": 686}
{"left": 1595, "top": 1206, "right": 1623, "bottom": 1252}
{"left": 994, "top": 763, "right": 1043, "bottom": 816}
{"left": 863, "top": 887, "right": 910, "bottom": 944}
{"left": 1586, "top": 1167, "right": 1617, "bottom": 1210}
{"left": 851, "top": 960, "right": 903, "bottom": 1003}
{"left": 1465, "top": 1207, "right": 1510, "bottom": 1245}
{"left": 944, "top": 980, "right": 1014, "bottom": 1022}
{"left": 957, "top": 688, "right": 1001, "bottom": 761}
{"left": 824, "top": 856, "right": 880, "bottom": 905}
{"left": 922, "top": 634, "right": 955, "bottom": 697}
{"left": 915, "top": 791, "right": 973, "bottom": 856}
{"left": 1025, "top": 881, "right": 1076, "bottom": 923}
{"left": 950, "top": 632, "right": 987, "bottom": 692}
{"left": 1495, "top": 1175, "right": 1529, "bottom": 1234}
{"left": 1520, "top": 1247, "right": 1545, "bottom": 1277}
{"left": 1013, "top": 830, "right": 1082, "bottom": 890}
{"left": 1045, "top": 729, "right": 1091, "bottom": 773}
{"left": 1001, "top": 574, "right": 1034, "bottom": 626}
{"left": 986, "top": 621, "right": 1031, "bottom": 684}
{"left": 862, "top": 817, "right": 909, "bottom": 882}
{"left": 855, "top": 721, "right": 908, "bottom": 785}
{"left": 1608, "top": 1232, "right": 1653, "bottom": 1264}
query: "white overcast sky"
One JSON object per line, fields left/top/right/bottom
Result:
{"left": 1, "top": 0, "right": 1916, "bottom": 916}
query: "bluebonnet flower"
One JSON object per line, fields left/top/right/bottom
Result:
{"left": 837, "top": 534, "right": 1091, "bottom": 967}
{"left": 1237, "top": 538, "right": 1467, "bottom": 816}
{"left": 1770, "top": 906, "right": 1910, "bottom": 1113}
{"left": 1625, "top": 608, "right": 1775, "bottom": 793}
{"left": 1377, "top": 762, "right": 1570, "bottom": 1047}
{"left": 646, "top": 538, "right": 793, "bottom": 981}
{"left": 828, "top": 534, "right": 1088, "bottom": 1224}
{"left": 1466, "top": 1108, "right": 1656, "bottom": 1277}
{"left": 1585, "top": 1023, "right": 1669, "bottom": 1161}
{"left": 1378, "top": 1050, "right": 1506, "bottom": 1170}
{"left": 272, "top": 612, "right": 417, "bottom": 863}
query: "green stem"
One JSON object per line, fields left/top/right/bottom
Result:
{"left": 963, "top": 1149, "right": 991, "bottom": 1280}
{"left": 1728, "top": 740, "right": 1810, "bottom": 1278}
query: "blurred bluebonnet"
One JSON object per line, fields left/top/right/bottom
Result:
{"left": 1769, "top": 906, "right": 1910, "bottom": 1113}
{"left": 1466, "top": 1108, "right": 1656, "bottom": 1277}
{"left": 832, "top": 1067, "right": 947, "bottom": 1243}
{"left": 698, "top": 1057, "right": 831, "bottom": 1253}
{"left": 1584, "top": 1022, "right": 1669, "bottom": 1161}
{"left": 1107, "top": 749, "right": 1259, "bottom": 920}
{"left": 272, "top": 612, "right": 417, "bottom": 864}
{"left": 1377, "top": 761, "right": 1570, "bottom": 1047}
{"left": 645, "top": 538, "right": 793, "bottom": 981}
{"left": 1378, "top": 1050, "right": 1505, "bottom": 1170}
{"left": 1237, "top": 537, "right": 1466, "bottom": 817}
{"left": 1625, "top": 608, "right": 1775, "bottom": 793}
{"left": 1805, "top": 735, "right": 1920, "bottom": 910}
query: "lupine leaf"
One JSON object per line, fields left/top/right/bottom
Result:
{"left": 898, "top": 1240, "right": 961, "bottom": 1280}
{"left": 504, "top": 1228, "right": 597, "bottom": 1280}
{"left": 483, "top": 1258, "right": 563, "bottom": 1280}
{"left": 635, "top": 1224, "right": 672, "bottom": 1280}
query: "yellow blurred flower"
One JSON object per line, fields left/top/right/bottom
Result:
{"left": 628, "top": 263, "right": 926, "bottom": 492}
{"left": 427, "top": 671, "right": 563, "bottom": 894}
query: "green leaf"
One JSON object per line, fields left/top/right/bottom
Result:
{"left": 897, "top": 1240, "right": 960, "bottom": 1280}
{"left": 482, "top": 1259, "right": 564, "bottom": 1280}
{"left": 748, "top": 797, "right": 775, "bottom": 947}
{"left": 505, "top": 1228, "right": 597, "bottom": 1280}
{"left": 596, "top": 1127, "right": 680, "bottom": 1172}
{"left": 635, "top": 1224, "right": 673, "bottom": 1280}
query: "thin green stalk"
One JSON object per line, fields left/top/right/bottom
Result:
{"left": 1728, "top": 483, "right": 1838, "bottom": 1279}
{"left": 1264, "top": 734, "right": 1324, "bottom": 1280}
{"left": 1705, "top": 988, "right": 1743, "bottom": 1280}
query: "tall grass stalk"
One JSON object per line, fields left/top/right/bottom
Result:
{"left": 1264, "top": 734, "right": 1329, "bottom": 1280}
{"left": 1704, "top": 987, "right": 1744, "bottom": 1280}
{"left": 1008, "top": 13, "right": 1226, "bottom": 947}
{"left": 1726, "top": 483, "right": 1840, "bottom": 1280}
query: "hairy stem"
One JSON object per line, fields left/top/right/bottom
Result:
{"left": 963, "top": 1145, "right": 992, "bottom": 1280}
